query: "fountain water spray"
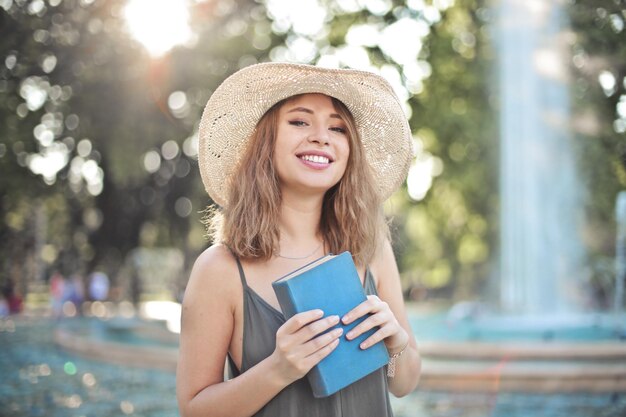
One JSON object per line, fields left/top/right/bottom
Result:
{"left": 498, "top": 0, "right": 585, "bottom": 315}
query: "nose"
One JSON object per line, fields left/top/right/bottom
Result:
{"left": 307, "top": 124, "right": 330, "bottom": 145}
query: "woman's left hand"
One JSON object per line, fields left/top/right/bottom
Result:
{"left": 341, "top": 295, "right": 409, "bottom": 353}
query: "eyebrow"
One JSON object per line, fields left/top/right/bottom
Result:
{"left": 286, "top": 106, "right": 343, "bottom": 120}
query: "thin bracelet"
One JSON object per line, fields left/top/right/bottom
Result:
{"left": 387, "top": 339, "right": 410, "bottom": 378}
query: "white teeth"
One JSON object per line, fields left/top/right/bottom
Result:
{"left": 300, "top": 155, "right": 329, "bottom": 164}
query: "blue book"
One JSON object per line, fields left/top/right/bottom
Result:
{"left": 272, "top": 251, "right": 389, "bottom": 398}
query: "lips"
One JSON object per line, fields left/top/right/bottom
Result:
{"left": 296, "top": 151, "right": 334, "bottom": 165}
{"left": 300, "top": 154, "right": 330, "bottom": 164}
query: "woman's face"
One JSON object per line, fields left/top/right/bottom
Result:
{"left": 273, "top": 93, "right": 350, "bottom": 197}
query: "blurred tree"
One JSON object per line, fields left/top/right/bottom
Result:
{"left": 1, "top": 0, "right": 624, "bottom": 308}
{"left": 568, "top": 0, "right": 626, "bottom": 307}
{"left": 397, "top": 1, "right": 498, "bottom": 301}
{"left": 0, "top": 0, "right": 282, "bottom": 299}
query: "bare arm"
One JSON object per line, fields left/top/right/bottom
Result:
{"left": 342, "top": 239, "right": 421, "bottom": 397}
{"left": 176, "top": 245, "right": 343, "bottom": 417}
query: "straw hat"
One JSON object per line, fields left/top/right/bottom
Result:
{"left": 198, "top": 62, "right": 413, "bottom": 207}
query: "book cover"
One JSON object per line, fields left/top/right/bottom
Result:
{"left": 272, "top": 251, "right": 389, "bottom": 398}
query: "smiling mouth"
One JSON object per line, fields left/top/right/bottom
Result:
{"left": 299, "top": 154, "right": 331, "bottom": 164}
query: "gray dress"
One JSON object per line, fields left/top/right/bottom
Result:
{"left": 227, "top": 256, "right": 394, "bottom": 417}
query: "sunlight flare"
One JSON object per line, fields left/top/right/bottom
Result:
{"left": 123, "top": 0, "right": 192, "bottom": 57}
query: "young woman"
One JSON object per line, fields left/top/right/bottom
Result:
{"left": 177, "top": 63, "right": 421, "bottom": 417}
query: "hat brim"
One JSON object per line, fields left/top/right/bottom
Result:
{"left": 198, "top": 62, "right": 413, "bottom": 206}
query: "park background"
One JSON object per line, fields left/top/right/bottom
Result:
{"left": 1, "top": 0, "right": 625, "bottom": 416}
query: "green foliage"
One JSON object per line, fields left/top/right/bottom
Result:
{"left": 400, "top": 1, "right": 498, "bottom": 300}
{"left": 569, "top": 0, "right": 626, "bottom": 221}
{"left": 567, "top": 0, "right": 626, "bottom": 304}
{"left": 1, "top": 0, "right": 624, "bottom": 306}
{"left": 0, "top": 0, "right": 281, "bottom": 292}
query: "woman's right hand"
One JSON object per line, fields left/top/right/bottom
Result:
{"left": 270, "top": 309, "right": 343, "bottom": 385}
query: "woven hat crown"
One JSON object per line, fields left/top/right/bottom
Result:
{"left": 198, "top": 62, "right": 413, "bottom": 206}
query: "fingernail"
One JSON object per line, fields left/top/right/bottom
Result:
{"left": 360, "top": 342, "right": 368, "bottom": 349}
{"left": 342, "top": 315, "right": 350, "bottom": 323}
{"left": 331, "top": 315, "right": 340, "bottom": 323}
{"left": 346, "top": 331, "right": 354, "bottom": 339}
{"left": 316, "top": 310, "right": 324, "bottom": 317}
{"left": 333, "top": 328, "right": 343, "bottom": 336}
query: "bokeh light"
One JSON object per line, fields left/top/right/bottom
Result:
{"left": 120, "top": 400, "right": 135, "bottom": 414}
{"left": 63, "top": 362, "right": 77, "bottom": 375}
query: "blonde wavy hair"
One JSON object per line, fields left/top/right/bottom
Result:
{"left": 206, "top": 95, "right": 389, "bottom": 267}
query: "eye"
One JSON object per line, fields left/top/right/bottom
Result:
{"left": 288, "top": 120, "right": 308, "bottom": 127}
{"left": 330, "top": 126, "right": 347, "bottom": 134}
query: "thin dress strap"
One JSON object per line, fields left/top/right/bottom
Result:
{"left": 232, "top": 254, "right": 249, "bottom": 288}
{"left": 226, "top": 252, "right": 248, "bottom": 378}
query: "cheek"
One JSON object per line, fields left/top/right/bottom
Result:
{"left": 273, "top": 131, "right": 290, "bottom": 163}
{"left": 340, "top": 139, "right": 351, "bottom": 163}
{"left": 272, "top": 146, "right": 293, "bottom": 181}
{"left": 337, "top": 146, "right": 350, "bottom": 175}
{"left": 272, "top": 151, "right": 286, "bottom": 177}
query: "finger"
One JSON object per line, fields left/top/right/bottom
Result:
{"left": 294, "top": 314, "right": 340, "bottom": 343}
{"left": 358, "top": 325, "right": 395, "bottom": 350}
{"left": 345, "top": 313, "right": 387, "bottom": 340}
{"left": 280, "top": 309, "right": 324, "bottom": 334}
{"left": 302, "top": 337, "right": 340, "bottom": 369}
{"left": 300, "top": 326, "right": 343, "bottom": 357}
{"left": 342, "top": 295, "right": 383, "bottom": 325}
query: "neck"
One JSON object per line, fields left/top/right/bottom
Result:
{"left": 278, "top": 191, "right": 324, "bottom": 253}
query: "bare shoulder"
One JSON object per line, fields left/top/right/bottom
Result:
{"left": 369, "top": 239, "right": 400, "bottom": 289}
{"left": 183, "top": 244, "right": 240, "bottom": 311}
{"left": 177, "top": 244, "right": 242, "bottom": 404}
